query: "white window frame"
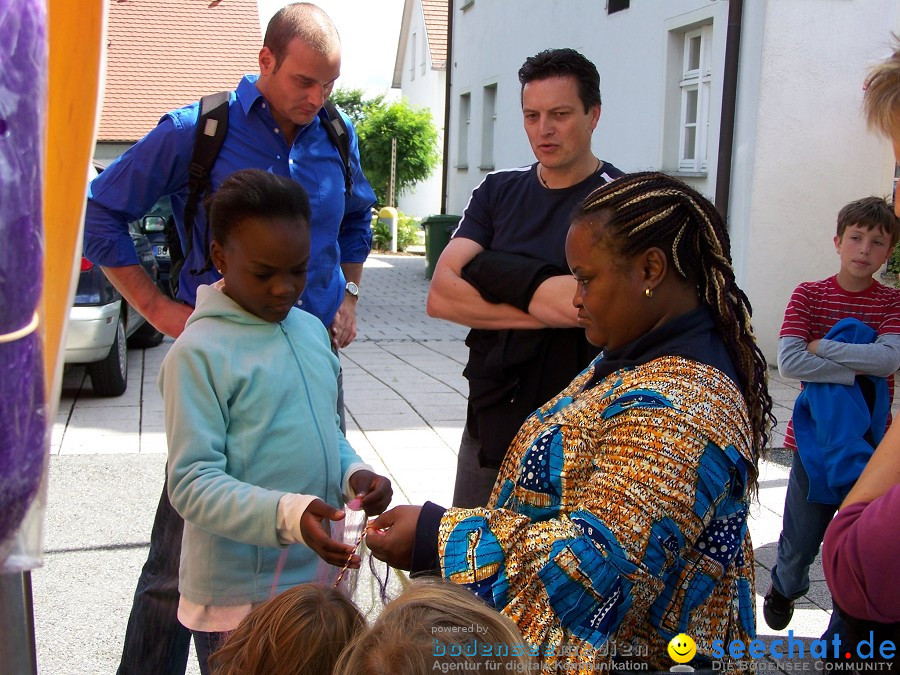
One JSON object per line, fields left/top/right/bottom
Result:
{"left": 410, "top": 32, "right": 416, "bottom": 81}
{"left": 480, "top": 84, "right": 497, "bottom": 170}
{"left": 457, "top": 92, "right": 470, "bottom": 169}
{"left": 678, "top": 26, "right": 711, "bottom": 171}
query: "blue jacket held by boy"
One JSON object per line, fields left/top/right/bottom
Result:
{"left": 793, "top": 317, "right": 890, "bottom": 504}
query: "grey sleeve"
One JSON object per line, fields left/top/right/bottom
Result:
{"left": 777, "top": 336, "right": 856, "bottom": 385}
{"left": 815, "top": 333, "right": 900, "bottom": 378}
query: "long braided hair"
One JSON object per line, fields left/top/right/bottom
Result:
{"left": 574, "top": 172, "right": 773, "bottom": 492}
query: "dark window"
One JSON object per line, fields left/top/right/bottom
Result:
{"left": 608, "top": 0, "right": 629, "bottom": 14}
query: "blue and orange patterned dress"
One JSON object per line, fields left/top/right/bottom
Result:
{"left": 436, "top": 348, "right": 757, "bottom": 672}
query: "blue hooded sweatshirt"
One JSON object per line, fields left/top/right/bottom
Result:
{"left": 159, "top": 283, "right": 364, "bottom": 605}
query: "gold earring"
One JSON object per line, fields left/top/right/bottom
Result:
{"left": 645, "top": 287, "right": 653, "bottom": 298}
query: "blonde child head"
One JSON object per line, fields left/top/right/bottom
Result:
{"left": 209, "top": 583, "right": 365, "bottom": 675}
{"left": 333, "top": 579, "right": 535, "bottom": 673}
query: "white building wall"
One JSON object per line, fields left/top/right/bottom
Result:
{"left": 446, "top": 0, "right": 731, "bottom": 216}
{"left": 395, "top": 0, "right": 447, "bottom": 219}
{"left": 447, "top": 0, "right": 900, "bottom": 361}
{"left": 734, "top": 0, "right": 900, "bottom": 359}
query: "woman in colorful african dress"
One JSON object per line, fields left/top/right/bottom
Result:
{"left": 367, "top": 171, "right": 774, "bottom": 672}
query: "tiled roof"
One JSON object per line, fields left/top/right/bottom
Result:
{"left": 97, "top": 0, "right": 260, "bottom": 143}
{"left": 422, "top": 0, "right": 448, "bottom": 69}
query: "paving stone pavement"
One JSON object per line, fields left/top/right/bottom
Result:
{"left": 33, "top": 253, "right": 862, "bottom": 673}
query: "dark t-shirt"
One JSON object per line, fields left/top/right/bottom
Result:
{"left": 454, "top": 161, "right": 624, "bottom": 468}
{"left": 455, "top": 162, "right": 623, "bottom": 269}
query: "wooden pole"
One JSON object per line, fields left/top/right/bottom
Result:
{"left": 389, "top": 136, "right": 397, "bottom": 208}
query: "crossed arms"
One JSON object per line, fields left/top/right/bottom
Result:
{"left": 426, "top": 237, "right": 580, "bottom": 330}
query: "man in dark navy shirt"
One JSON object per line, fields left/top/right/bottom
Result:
{"left": 426, "top": 48, "right": 623, "bottom": 508}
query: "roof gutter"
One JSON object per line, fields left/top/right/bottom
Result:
{"left": 440, "top": 0, "right": 453, "bottom": 214}
{"left": 714, "top": 0, "right": 743, "bottom": 219}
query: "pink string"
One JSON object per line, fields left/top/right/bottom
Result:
{"left": 269, "top": 548, "right": 290, "bottom": 598}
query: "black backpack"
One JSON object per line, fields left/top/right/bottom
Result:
{"left": 167, "top": 92, "right": 353, "bottom": 297}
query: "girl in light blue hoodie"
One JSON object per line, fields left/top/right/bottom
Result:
{"left": 158, "top": 169, "right": 391, "bottom": 674}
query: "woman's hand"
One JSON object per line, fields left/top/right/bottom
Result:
{"left": 299, "top": 498, "right": 360, "bottom": 568}
{"left": 364, "top": 505, "right": 422, "bottom": 570}
{"left": 348, "top": 470, "right": 393, "bottom": 516}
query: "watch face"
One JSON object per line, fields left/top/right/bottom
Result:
{"left": 345, "top": 281, "right": 359, "bottom": 297}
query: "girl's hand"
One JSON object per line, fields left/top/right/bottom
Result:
{"left": 348, "top": 470, "right": 393, "bottom": 516}
{"left": 365, "top": 505, "right": 422, "bottom": 570}
{"left": 299, "top": 499, "right": 360, "bottom": 568}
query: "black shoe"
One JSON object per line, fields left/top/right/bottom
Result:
{"left": 763, "top": 586, "right": 794, "bottom": 630}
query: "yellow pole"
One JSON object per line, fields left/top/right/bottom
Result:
{"left": 42, "top": 0, "right": 107, "bottom": 401}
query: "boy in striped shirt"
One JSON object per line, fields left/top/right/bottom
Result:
{"left": 764, "top": 196, "right": 900, "bottom": 631}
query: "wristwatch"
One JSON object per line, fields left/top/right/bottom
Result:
{"left": 345, "top": 281, "right": 360, "bottom": 298}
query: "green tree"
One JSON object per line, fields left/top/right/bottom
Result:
{"left": 331, "top": 89, "right": 440, "bottom": 207}
{"left": 329, "top": 87, "right": 382, "bottom": 126}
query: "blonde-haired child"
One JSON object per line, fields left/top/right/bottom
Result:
{"left": 209, "top": 583, "right": 365, "bottom": 675}
{"left": 334, "top": 579, "right": 535, "bottom": 673}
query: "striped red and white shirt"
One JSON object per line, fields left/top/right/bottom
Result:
{"left": 781, "top": 275, "right": 900, "bottom": 449}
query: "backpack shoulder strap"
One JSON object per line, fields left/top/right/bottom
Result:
{"left": 322, "top": 100, "right": 353, "bottom": 194}
{"left": 183, "top": 91, "right": 230, "bottom": 275}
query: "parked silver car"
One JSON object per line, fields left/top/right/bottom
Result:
{"left": 64, "top": 168, "right": 164, "bottom": 396}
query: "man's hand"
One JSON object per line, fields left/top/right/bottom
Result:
{"left": 528, "top": 275, "right": 580, "bottom": 328}
{"left": 348, "top": 470, "right": 393, "bottom": 516}
{"left": 364, "top": 504, "right": 422, "bottom": 570}
{"left": 299, "top": 498, "right": 360, "bottom": 568}
{"left": 101, "top": 264, "right": 192, "bottom": 338}
{"left": 147, "top": 296, "right": 193, "bottom": 338}
{"left": 806, "top": 339, "right": 821, "bottom": 355}
{"left": 329, "top": 294, "right": 358, "bottom": 349}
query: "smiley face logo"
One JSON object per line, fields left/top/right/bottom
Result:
{"left": 667, "top": 633, "right": 697, "bottom": 664}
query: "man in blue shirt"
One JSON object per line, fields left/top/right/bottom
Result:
{"left": 83, "top": 4, "right": 376, "bottom": 673}
{"left": 85, "top": 12, "right": 374, "bottom": 345}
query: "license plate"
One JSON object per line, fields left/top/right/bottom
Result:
{"left": 153, "top": 245, "right": 169, "bottom": 258}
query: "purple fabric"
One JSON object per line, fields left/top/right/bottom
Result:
{"left": 0, "top": 0, "right": 47, "bottom": 559}
{"left": 823, "top": 485, "right": 900, "bottom": 623}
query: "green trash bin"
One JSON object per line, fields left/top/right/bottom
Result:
{"left": 422, "top": 214, "right": 461, "bottom": 280}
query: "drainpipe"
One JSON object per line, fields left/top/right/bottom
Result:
{"left": 440, "top": 0, "right": 453, "bottom": 214}
{"left": 714, "top": 0, "right": 743, "bottom": 219}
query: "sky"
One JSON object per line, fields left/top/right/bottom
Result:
{"left": 256, "top": 0, "right": 405, "bottom": 97}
